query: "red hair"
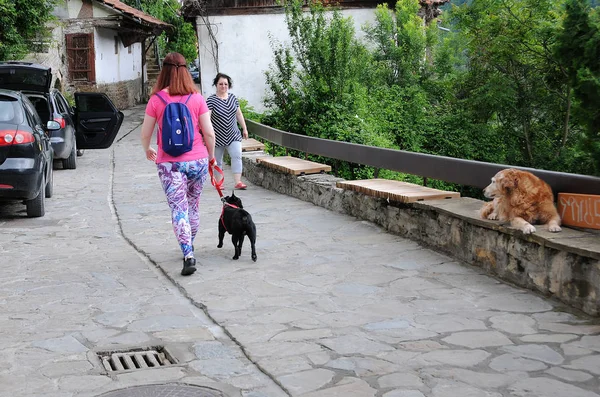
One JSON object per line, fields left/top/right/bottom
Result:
{"left": 150, "top": 52, "right": 198, "bottom": 96}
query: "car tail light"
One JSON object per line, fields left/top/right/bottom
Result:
{"left": 54, "top": 117, "right": 66, "bottom": 129}
{"left": 0, "top": 184, "right": 14, "bottom": 189}
{"left": 0, "top": 129, "right": 35, "bottom": 146}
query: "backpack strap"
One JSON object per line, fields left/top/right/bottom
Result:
{"left": 155, "top": 92, "right": 169, "bottom": 104}
{"left": 156, "top": 92, "right": 194, "bottom": 104}
{"left": 156, "top": 92, "right": 194, "bottom": 106}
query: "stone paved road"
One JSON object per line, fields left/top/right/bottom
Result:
{"left": 1, "top": 105, "right": 600, "bottom": 397}
{"left": 0, "top": 107, "right": 284, "bottom": 397}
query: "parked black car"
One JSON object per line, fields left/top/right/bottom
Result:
{"left": 0, "top": 65, "right": 123, "bottom": 217}
{"left": 0, "top": 61, "right": 124, "bottom": 169}
{"left": 0, "top": 89, "right": 56, "bottom": 217}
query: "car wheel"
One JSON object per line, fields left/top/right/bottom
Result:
{"left": 62, "top": 142, "right": 77, "bottom": 169}
{"left": 77, "top": 149, "right": 84, "bottom": 157}
{"left": 45, "top": 166, "right": 53, "bottom": 198}
{"left": 26, "top": 176, "right": 46, "bottom": 218}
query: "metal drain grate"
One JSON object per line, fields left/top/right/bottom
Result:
{"left": 97, "top": 384, "right": 224, "bottom": 397}
{"left": 98, "top": 347, "right": 175, "bottom": 372}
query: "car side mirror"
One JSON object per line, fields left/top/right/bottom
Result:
{"left": 46, "top": 120, "right": 61, "bottom": 131}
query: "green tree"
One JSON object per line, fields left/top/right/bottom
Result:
{"left": 361, "top": 0, "right": 450, "bottom": 152}
{"left": 556, "top": 0, "right": 600, "bottom": 173}
{"left": 260, "top": 0, "right": 600, "bottom": 186}
{"left": 450, "top": 0, "right": 577, "bottom": 169}
{"left": 264, "top": 0, "right": 394, "bottom": 179}
{"left": 265, "top": 0, "right": 370, "bottom": 136}
{"left": 122, "top": 0, "right": 197, "bottom": 62}
{"left": 363, "top": 1, "right": 430, "bottom": 87}
{"left": 0, "top": 0, "right": 57, "bottom": 60}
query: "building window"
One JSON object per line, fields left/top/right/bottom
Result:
{"left": 31, "top": 41, "right": 50, "bottom": 54}
{"left": 30, "top": 30, "right": 51, "bottom": 53}
{"left": 65, "top": 33, "right": 95, "bottom": 83}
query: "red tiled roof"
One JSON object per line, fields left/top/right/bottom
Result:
{"left": 95, "top": 0, "right": 171, "bottom": 28}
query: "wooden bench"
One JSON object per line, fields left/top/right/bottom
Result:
{"left": 256, "top": 156, "right": 331, "bottom": 175}
{"left": 242, "top": 138, "right": 266, "bottom": 152}
{"left": 336, "top": 179, "right": 460, "bottom": 203}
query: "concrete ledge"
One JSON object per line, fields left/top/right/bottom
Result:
{"left": 243, "top": 153, "right": 600, "bottom": 316}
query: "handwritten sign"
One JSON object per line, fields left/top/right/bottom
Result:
{"left": 558, "top": 193, "right": 600, "bottom": 229}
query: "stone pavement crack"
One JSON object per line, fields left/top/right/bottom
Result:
{"left": 107, "top": 144, "right": 292, "bottom": 396}
{"left": 115, "top": 121, "right": 143, "bottom": 144}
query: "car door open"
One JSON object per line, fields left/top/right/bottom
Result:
{"left": 74, "top": 93, "right": 123, "bottom": 149}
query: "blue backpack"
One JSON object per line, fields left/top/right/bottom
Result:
{"left": 156, "top": 92, "right": 194, "bottom": 157}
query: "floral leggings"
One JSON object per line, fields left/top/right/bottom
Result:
{"left": 157, "top": 159, "right": 208, "bottom": 258}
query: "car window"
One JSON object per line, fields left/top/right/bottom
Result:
{"left": 0, "top": 96, "right": 24, "bottom": 124}
{"left": 77, "top": 94, "right": 115, "bottom": 112}
{"left": 28, "top": 95, "right": 50, "bottom": 124}
{"left": 0, "top": 68, "right": 46, "bottom": 87}
{"left": 55, "top": 92, "right": 70, "bottom": 114}
{"left": 22, "top": 97, "right": 43, "bottom": 129}
{"left": 23, "top": 104, "right": 36, "bottom": 128}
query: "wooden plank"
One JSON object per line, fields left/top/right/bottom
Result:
{"left": 558, "top": 192, "right": 600, "bottom": 230}
{"left": 336, "top": 179, "right": 460, "bottom": 203}
{"left": 242, "top": 138, "right": 265, "bottom": 152}
{"left": 256, "top": 156, "right": 331, "bottom": 175}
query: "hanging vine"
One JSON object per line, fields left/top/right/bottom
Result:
{"left": 182, "top": 0, "right": 219, "bottom": 71}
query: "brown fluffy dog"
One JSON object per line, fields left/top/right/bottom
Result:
{"left": 480, "top": 168, "right": 562, "bottom": 234}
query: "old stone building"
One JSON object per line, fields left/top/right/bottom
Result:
{"left": 26, "top": 0, "right": 170, "bottom": 109}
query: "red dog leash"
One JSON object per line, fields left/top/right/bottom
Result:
{"left": 208, "top": 158, "right": 225, "bottom": 200}
{"left": 209, "top": 159, "right": 238, "bottom": 232}
{"left": 219, "top": 202, "right": 239, "bottom": 232}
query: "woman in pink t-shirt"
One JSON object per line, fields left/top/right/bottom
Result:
{"left": 140, "top": 52, "right": 216, "bottom": 276}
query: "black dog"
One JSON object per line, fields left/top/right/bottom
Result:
{"left": 217, "top": 192, "right": 257, "bottom": 261}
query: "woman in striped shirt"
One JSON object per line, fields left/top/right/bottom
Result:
{"left": 206, "top": 73, "right": 249, "bottom": 190}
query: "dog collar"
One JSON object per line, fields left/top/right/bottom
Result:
{"left": 220, "top": 203, "right": 239, "bottom": 232}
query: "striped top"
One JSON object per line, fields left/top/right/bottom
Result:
{"left": 206, "top": 93, "right": 241, "bottom": 147}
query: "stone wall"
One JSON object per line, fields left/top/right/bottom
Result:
{"left": 71, "top": 78, "right": 143, "bottom": 110}
{"left": 242, "top": 153, "right": 600, "bottom": 316}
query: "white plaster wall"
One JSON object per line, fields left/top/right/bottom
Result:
{"left": 92, "top": 2, "right": 115, "bottom": 17}
{"left": 66, "top": 0, "right": 82, "bottom": 17}
{"left": 196, "top": 8, "right": 378, "bottom": 112}
{"left": 53, "top": 0, "right": 70, "bottom": 19}
{"left": 94, "top": 28, "right": 142, "bottom": 84}
{"left": 65, "top": 0, "right": 114, "bottom": 18}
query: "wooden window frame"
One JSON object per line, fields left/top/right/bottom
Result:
{"left": 65, "top": 33, "right": 96, "bottom": 83}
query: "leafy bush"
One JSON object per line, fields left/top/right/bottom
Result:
{"left": 121, "top": 0, "right": 198, "bottom": 62}
{"left": 0, "top": 0, "right": 57, "bottom": 60}
{"left": 259, "top": 0, "right": 600, "bottom": 199}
